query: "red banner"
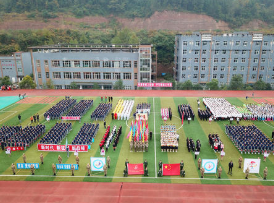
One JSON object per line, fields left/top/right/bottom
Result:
{"left": 37, "top": 144, "right": 88, "bottom": 152}
{"left": 162, "top": 163, "right": 180, "bottom": 176}
{"left": 61, "top": 116, "right": 81, "bottom": 121}
{"left": 7, "top": 147, "right": 24, "bottom": 151}
{"left": 128, "top": 163, "right": 144, "bottom": 175}
{"left": 138, "top": 83, "right": 172, "bottom": 87}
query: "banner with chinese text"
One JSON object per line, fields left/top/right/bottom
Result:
{"left": 128, "top": 163, "right": 144, "bottom": 175}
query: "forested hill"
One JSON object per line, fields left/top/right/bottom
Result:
{"left": 0, "top": 0, "right": 274, "bottom": 28}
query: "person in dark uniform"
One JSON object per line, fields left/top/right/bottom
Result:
{"left": 180, "top": 160, "right": 184, "bottom": 171}
{"left": 33, "top": 114, "right": 36, "bottom": 123}
{"left": 143, "top": 159, "right": 148, "bottom": 169}
{"left": 180, "top": 169, "right": 185, "bottom": 177}
{"left": 1, "top": 140, "right": 4, "bottom": 150}
{"left": 18, "top": 114, "right": 21, "bottom": 123}
{"left": 228, "top": 160, "right": 233, "bottom": 175}
{"left": 144, "top": 167, "right": 149, "bottom": 176}
{"left": 158, "top": 168, "right": 162, "bottom": 177}
{"left": 158, "top": 160, "right": 162, "bottom": 170}
{"left": 125, "top": 159, "right": 129, "bottom": 171}
{"left": 104, "top": 120, "right": 106, "bottom": 129}
{"left": 149, "top": 131, "right": 152, "bottom": 140}
{"left": 36, "top": 114, "right": 39, "bottom": 123}
{"left": 112, "top": 113, "right": 114, "bottom": 120}
{"left": 123, "top": 168, "right": 128, "bottom": 177}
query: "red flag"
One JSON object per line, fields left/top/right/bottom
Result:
{"left": 128, "top": 163, "right": 144, "bottom": 175}
{"left": 162, "top": 164, "right": 180, "bottom": 176}
{"left": 182, "top": 113, "right": 184, "bottom": 125}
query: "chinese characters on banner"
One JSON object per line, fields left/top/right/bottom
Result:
{"left": 17, "top": 163, "right": 39, "bottom": 169}
{"left": 56, "top": 164, "right": 79, "bottom": 170}
{"left": 61, "top": 116, "right": 81, "bottom": 121}
{"left": 137, "top": 83, "right": 173, "bottom": 87}
{"left": 7, "top": 147, "right": 24, "bottom": 151}
{"left": 37, "top": 144, "right": 88, "bottom": 152}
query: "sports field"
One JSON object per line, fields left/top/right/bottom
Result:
{"left": 0, "top": 94, "right": 274, "bottom": 186}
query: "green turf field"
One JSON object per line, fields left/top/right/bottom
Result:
{"left": 0, "top": 96, "right": 273, "bottom": 185}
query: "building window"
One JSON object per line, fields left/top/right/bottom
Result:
{"left": 234, "top": 58, "right": 238, "bottom": 63}
{"left": 222, "top": 50, "right": 226, "bottom": 54}
{"left": 213, "top": 74, "right": 217, "bottom": 78}
{"left": 18, "top": 68, "right": 22, "bottom": 72}
{"left": 221, "top": 67, "right": 225, "bottom": 71}
{"left": 202, "top": 50, "right": 206, "bottom": 54}
{"left": 262, "top": 58, "right": 266, "bottom": 63}
{"left": 38, "top": 72, "right": 41, "bottom": 78}
{"left": 73, "top": 61, "right": 80, "bottom": 67}
{"left": 83, "top": 61, "right": 91, "bottom": 67}
{"left": 134, "top": 61, "right": 138, "bottom": 68}
{"left": 243, "top": 41, "right": 247, "bottom": 46}
{"left": 252, "top": 66, "right": 257, "bottom": 71}
{"left": 193, "top": 74, "right": 198, "bottom": 78}
{"left": 111, "top": 61, "right": 119, "bottom": 68}
{"left": 255, "top": 41, "right": 260, "bottom": 45}
{"left": 52, "top": 60, "right": 60, "bottom": 67}
{"left": 123, "top": 73, "right": 131, "bottom": 80}
{"left": 259, "top": 74, "right": 263, "bottom": 79}
{"left": 194, "top": 58, "right": 199, "bottom": 63}
{"left": 254, "top": 58, "right": 258, "bottom": 63}
{"left": 272, "top": 75, "right": 274, "bottom": 79}
{"left": 202, "top": 58, "right": 206, "bottom": 63}
{"left": 242, "top": 50, "right": 246, "bottom": 54}
{"left": 44, "top": 60, "right": 48, "bottom": 66}
{"left": 63, "top": 60, "right": 71, "bottom": 67}
{"left": 36, "top": 60, "right": 40, "bottom": 67}
{"left": 215, "top": 41, "right": 220, "bottom": 45}
{"left": 134, "top": 73, "right": 137, "bottom": 79}
{"left": 123, "top": 61, "right": 132, "bottom": 68}
{"left": 183, "top": 50, "right": 187, "bottom": 54}
{"left": 241, "top": 58, "right": 246, "bottom": 63}
{"left": 221, "top": 58, "right": 226, "bottom": 62}
{"left": 73, "top": 72, "right": 81, "bottom": 79}
{"left": 264, "top": 41, "right": 268, "bottom": 46}
{"left": 195, "top": 41, "right": 200, "bottom": 46}
{"left": 203, "top": 41, "right": 207, "bottom": 46}
{"left": 113, "top": 73, "right": 121, "bottom": 80}
{"left": 55, "top": 85, "right": 62, "bottom": 89}
{"left": 213, "top": 66, "right": 217, "bottom": 71}
{"left": 260, "top": 66, "right": 265, "bottom": 71}
{"left": 254, "top": 50, "right": 259, "bottom": 54}
{"left": 46, "top": 72, "right": 49, "bottom": 78}
{"left": 93, "top": 72, "right": 101, "bottom": 79}
{"left": 182, "top": 58, "right": 187, "bottom": 62}
{"left": 182, "top": 74, "right": 185, "bottom": 78}
{"left": 233, "top": 66, "right": 237, "bottom": 71}
{"left": 262, "top": 50, "right": 266, "bottom": 55}
{"left": 195, "top": 50, "right": 199, "bottom": 55}
{"left": 103, "top": 61, "right": 111, "bottom": 68}
{"left": 16, "top": 60, "right": 22, "bottom": 65}
{"left": 214, "top": 58, "right": 218, "bottom": 63}
{"left": 241, "top": 66, "right": 245, "bottom": 71}
{"left": 201, "top": 66, "right": 205, "bottom": 71}
{"left": 215, "top": 50, "right": 219, "bottom": 54}
{"left": 182, "top": 66, "right": 186, "bottom": 71}
{"left": 220, "top": 74, "right": 224, "bottom": 78}
{"left": 103, "top": 73, "right": 111, "bottom": 80}
{"left": 65, "top": 85, "right": 71, "bottom": 89}
{"left": 124, "top": 86, "right": 131, "bottom": 90}
{"left": 92, "top": 61, "right": 100, "bottom": 67}
{"left": 235, "top": 50, "right": 239, "bottom": 54}
{"left": 236, "top": 41, "right": 240, "bottom": 45}
{"left": 64, "top": 72, "right": 72, "bottom": 79}
{"left": 201, "top": 74, "right": 205, "bottom": 78}
{"left": 53, "top": 72, "right": 61, "bottom": 79}
{"left": 223, "top": 41, "right": 227, "bottom": 45}
{"left": 183, "top": 41, "right": 187, "bottom": 46}
{"left": 84, "top": 72, "right": 92, "bottom": 79}
{"left": 251, "top": 74, "right": 256, "bottom": 79}
{"left": 194, "top": 66, "right": 198, "bottom": 71}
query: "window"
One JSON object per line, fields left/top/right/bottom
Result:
{"left": 84, "top": 72, "right": 92, "bottom": 79}
{"left": 272, "top": 75, "right": 274, "bottom": 79}
{"left": 53, "top": 72, "right": 61, "bottom": 79}
{"left": 55, "top": 85, "right": 62, "bottom": 89}
{"left": 221, "top": 67, "right": 225, "bottom": 71}
{"left": 182, "top": 58, "right": 187, "bottom": 62}
{"left": 18, "top": 67, "right": 22, "bottom": 72}
{"left": 235, "top": 50, "right": 239, "bottom": 54}
{"left": 194, "top": 66, "right": 198, "bottom": 71}
{"left": 38, "top": 72, "right": 41, "bottom": 78}
{"left": 262, "top": 58, "right": 266, "bottom": 63}
{"left": 214, "top": 58, "right": 218, "bottom": 63}
{"left": 262, "top": 50, "right": 266, "bottom": 55}
{"left": 194, "top": 58, "right": 199, "bottom": 63}
{"left": 65, "top": 85, "right": 71, "bottom": 89}
{"left": 73, "top": 60, "right": 80, "bottom": 67}
{"left": 233, "top": 66, "right": 237, "bottom": 71}
{"left": 223, "top": 41, "right": 227, "bottom": 45}
{"left": 182, "top": 66, "right": 186, "bottom": 71}
{"left": 241, "top": 58, "right": 246, "bottom": 63}
{"left": 202, "top": 58, "right": 206, "bottom": 63}
{"left": 215, "top": 50, "right": 219, "bottom": 54}
{"left": 254, "top": 58, "right": 258, "bottom": 63}
{"left": 236, "top": 41, "right": 240, "bottom": 45}
{"left": 264, "top": 41, "right": 268, "bottom": 46}
{"left": 124, "top": 86, "right": 131, "bottom": 90}
{"left": 113, "top": 73, "right": 121, "bottom": 80}
{"left": 234, "top": 58, "right": 238, "bottom": 63}
{"left": 202, "top": 50, "right": 206, "bottom": 54}
{"left": 103, "top": 73, "right": 111, "bottom": 80}
{"left": 134, "top": 73, "right": 137, "bottom": 79}
{"left": 243, "top": 41, "right": 247, "bottom": 46}
{"left": 252, "top": 66, "right": 257, "bottom": 71}
{"left": 93, "top": 72, "right": 101, "bottom": 79}
{"left": 36, "top": 60, "right": 40, "bottom": 67}
{"left": 220, "top": 74, "right": 224, "bottom": 78}
{"left": 251, "top": 74, "right": 256, "bottom": 79}
{"left": 111, "top": 61, "right": 119, "bottom": 68}
{"left": 201, "top": 74, "right": 205, "bottom": 78}
{"left": 183, "top": 50, "right": 187, "bottom": 54}
{"left": 242, "top": 50, "right": 246, "bottom": 54}
{"left": 44, "top": 60, "right": 48, "bottom": 66}
{"left": 241, "top": 66, "right": 245, "bottom": 71}
{"left": 213, "top": 66, "right": 217, "bottom": 71}
{"left": 201, "top": 66, "right": 205, "bottom": 71}
{"left": 255, "top": 41, "right": 260, "bottom": 45}
{"left": 63, "top": 60, "right": 71, "bottom": 67}
{"left": 103, "top": 61, "right": 111, "bottom": 68}
{"left": 221, "top": 58, "right": 226, "bottom": 62}
{"left": 46, "top": 72, "right": 49, "bottom": 78}
{"left": 52, "top": 60, "right": 60, "bottom": 67}
{"left": 134, "top": 61, "right": 138, "bottom": 68}
{"left": 193, "top": 74, "right": 198, "bottom": 78}
{"left": 215, "top": 41, "right": 220, "bottom": 45}
{"left": 123, "top": 73, "right": 131, "bottom": 80}
{"left": 73, "top": 72, "right": 81, "bottom": 79}
{"left": 222, "top": 50, "right": 226, "bottom": 54}
{"left": 123, "top": 61, "right": 131, "bottom": 68}
{"left": 260, "top": 66, "right": 265, "bottom": 71}
{"left": 259, "top": 74, "right": 263, "bottom": 79}
{"left": 213, "top": 74, "right": 217, "bottom": 78}
{"left": 92, "top": 61, "right": 100, "bottom": 67}
{"left": 182, "top": 74, "right": 185, "bottom": 78}
{"left": 64, "top": 72, "right": 72, "bottom": 79}
{"left": 254, "top": 50, "right": 259, "bottom": 54}
{"left": 83, "top": 61, "right": 91, "bottom": 67}
{"left": 203, "top": 41, "right": 207, "bottom": 45}
{"left": 183, "top": 41, "right": 187, "bottom": 46}
{"left": 195, "top": 41, "right": 200, "bottom": 46}
{"left": 16, "top": 60, "right": 22, "bottom": 65}
{"left": 195, "top": 50, "right": 199, "bottom": 55}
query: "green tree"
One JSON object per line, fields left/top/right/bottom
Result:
{"left": 46, "top": 79, "right": 54, "bottom": 89}
{"left": 1, "top": 76, "right": 12, "bottom": 86}
{"left": 111, "top": 28, "right": 139, "bottom": 44}
{"left": 193, "top": 83, "right": 203, "bottom": 90}
{"left": 265, "top": 83, "right": 272, "bottom": 90}
{"left": 113, "top": 79, "right": 125, "bottom": 90}
{"left": 181, "top": 80, "right": 193, "bottom": 90}
{"left": 206, "top": 79, "right": 219, "bottom": 90}
{"left": 253, "top": 79, "right": 266, "bottom": 90}
{"left": 19, "top": 75, "right": 36, "bottom": 89}
{"left": 92, "top": 83, "right": 100, "bottom": 90}
{"left": 229, "top": 75, "right": 244, "bottom": 90}
{"left": 70, "top": 82, "right": 78, "bottom": 89}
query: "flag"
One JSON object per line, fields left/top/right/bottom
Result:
{"left": 128, "top": 163, "right": 144, "bottom": 175}
{"left": 162, "top": 164, "right": 180, "bottom": 176}
{"left": 181, "top": 112, "right": 184, "bottom": 125}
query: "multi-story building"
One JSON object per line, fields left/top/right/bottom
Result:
{"left": 28, "top": 44, "right": 157, "bottom": 90}
{"left": 174, "top": 32, "right": 274, "bottom": 87}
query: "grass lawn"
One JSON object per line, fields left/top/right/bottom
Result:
{"left": 0, "top": 95, "right": 273, "bottom": 185}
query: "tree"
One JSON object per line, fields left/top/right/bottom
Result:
{"left": 46, "top": 79, "right": 54, "bottom": 89}
{"left": 229, "top": 75, "right": 244, "bottom": 90}
{"left": 19, "top": 75, "right": 36, "bottom": 89}
{"left": 193, "top": 83, "right": 203, "bottom": 90}
{"left": 265, "top": 83, "right": 272, "bottom": 90}
{"left": 70, "top": 82, "right": 78, "bottom": 89}
{"left": 92, "top": 83, "right": 100, "bottom": 90}
{"left": 206, "top": 79, "right": 219, "bottom": 90}
{"left": 253, "top": 79, "right": 266, "bottom": 90}
{"left": 1, "top": 76, "right": 12, "bottom": 86}
{"left": 113, "top": 79, "right": 125, "bottom": 90}
{"left": 181, "top": 80, "right": 193, "bottom": 90}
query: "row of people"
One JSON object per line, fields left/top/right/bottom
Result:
{"left": 71, "top": 123, "right": 99, "bottom": 145}
{"left": 44, "top": 99, "right": 77, "bottom": 119}
{"left": 198, "top": 109, "right": 212, "bottom": 121}
{"left": 99, "top": 126, "right": 110, "bottom": 150}
{"left": 134, "top": 103, "right": 151, "bottom": 117}
{"left": 226, "top": 125, "right": 273, "bottom": 154}
{"left": 130, "top": 140, "right": 149, "bottom": 152}
{"left": 105, "top": 126, "right": 117, "bottom": 151}
{"left": 161, "top": 108, "right": 172, "bottom": 120}
{"left": 208, "top": 134, "right": 224, "bottom": 152}
{"left": 243, "top": 103, "right": 274, "bottom": 121}
{"left": 186, "top": 138, "right": 201, "bottom": 153}
{"left": 67, "top": 100, "right": 93, "bottom": 117}
{"left": 178, "top": 104, "right": 195, "bottom": 121}
{"left": 39, "top": 123, "right": 72, "bottom": 144}
{"left": 91, "top": 103, "right": 112, "bottom": 121}
{"left": 113, "top": 126, "right": 122, "bottom": 151}
{"left": 112, "top": 100, "right": 134, "bottom": 120}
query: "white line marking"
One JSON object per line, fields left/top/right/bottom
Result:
{"left": 263, "top": 121, "right": 274, "bottom": 129}
{"left": 0, "top": 111, "right": 18, "bottom": 122}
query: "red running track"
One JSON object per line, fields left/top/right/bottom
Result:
{"left": 0, "top": 89, "right": 274, "bottom": 97}
{"left": 0, "top": 181, "right": 273, "bottom": 203}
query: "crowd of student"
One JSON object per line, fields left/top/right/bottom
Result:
{"left": 71, "top": 123, "right": 99, "bottom": 145}
{"left": 99, "top": 125, "right": 122, "bottom": 151}
{"left": 134, "top": 103, "right": 151, "bottom": 117}
{"left": 186, "top": 137, "right": 201, "bottom": 153}
{"left": 243, "top": 103, "right": 274, "bottom": 121}
{"left": 44, "top": 99, "right": 77, "bottom": 119}
{"left": 39, "top": 123, "right": 72, "bottom": 144}
{"left": 67, "top": 100, "right": 93, "bottom": 117}
{"left": 91, "top": 103, "right": 112, "bottom": 121}
{"left": 198, "top": 109, "right": 212, "bottom": 120}
{"left": 208, "top": 134, "right": 224, "bottom": 152}
{"left": 112, "top": 100, "right": 134, "bottom": 120}
{"left": 0, "top": 125, "right": 45, "bottom": 148}
{"left": 178, "top": 104, "right": 195, "bottom": 120}
{"left": 160, "top": 125, "right": 178, "bottom": 152}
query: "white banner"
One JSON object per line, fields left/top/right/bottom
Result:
{"left": 243, "top": 159, "right": 261, "bottom": 173}
{"left": 90, "top": 157, "right": 106, "bottom": 171}
{"left": 202, "top": 159, "right": 218, "bottom": 173}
